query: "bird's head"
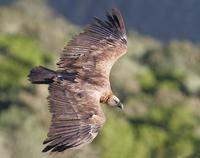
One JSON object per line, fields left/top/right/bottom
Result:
{"left": 107, "top": 95, "right": 123, "bottom": 109}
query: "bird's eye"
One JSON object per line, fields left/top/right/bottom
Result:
{"left": 114, "top": 99, "right": 119, "bottom": 104}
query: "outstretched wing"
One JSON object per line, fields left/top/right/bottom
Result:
{"left": 42, "top": 82, "right": 105, "bottom": 153}
{"left": 42, "top": 8, "right": 126, "bottom": 153}
{"left": 57, "top": 8, "right": 127, "bottom": 83}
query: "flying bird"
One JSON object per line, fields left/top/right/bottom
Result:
{"left": 28, "top": 8, "right": 127, "bottom": 153}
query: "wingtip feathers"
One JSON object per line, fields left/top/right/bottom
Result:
{"left": 106, "top": 8, "right": 126, "bottom": 34}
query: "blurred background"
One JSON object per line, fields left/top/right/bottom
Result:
{"left": 0, "top": 0, "right": 200, "bottom": 158}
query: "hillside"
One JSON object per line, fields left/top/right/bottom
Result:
{"left": 47, "top": 0, "right": 200, "bottom": 42}
{"left": 0, "top": 1, "right": 200, "bottom": 158}
{"left": 2, "top": 0, "right": 200, "bottom": 42}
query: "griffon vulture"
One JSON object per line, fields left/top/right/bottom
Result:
{"left": 28, "top": 8, "right": 127, "bottom": 153}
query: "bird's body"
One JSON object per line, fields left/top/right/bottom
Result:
{"left": 28, "top": 8, "right": 127, "bottom": 153}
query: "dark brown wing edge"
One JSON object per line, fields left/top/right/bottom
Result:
{"left": 107, "top": 8, "right": 126, "bottom": 36}
{"left": 90, "top": 8, "right": 127, "bottom": 45}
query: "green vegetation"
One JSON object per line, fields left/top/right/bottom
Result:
{"left": 0, "top": 34, "right": 53, "bottom": 158}
{"left": 0, "top": 1, "right": 200, "bottom": 158}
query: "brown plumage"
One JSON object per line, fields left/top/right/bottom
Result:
{"left": 28, "top": 8, "right": 127, "bottom": 153}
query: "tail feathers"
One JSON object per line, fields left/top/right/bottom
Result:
{"left": 28, "top": 66, "right": 56, "bottom": 84}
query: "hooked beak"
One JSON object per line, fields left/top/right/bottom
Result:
{"left": 117, "top": 102, "right": 124, "bottom": 109}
